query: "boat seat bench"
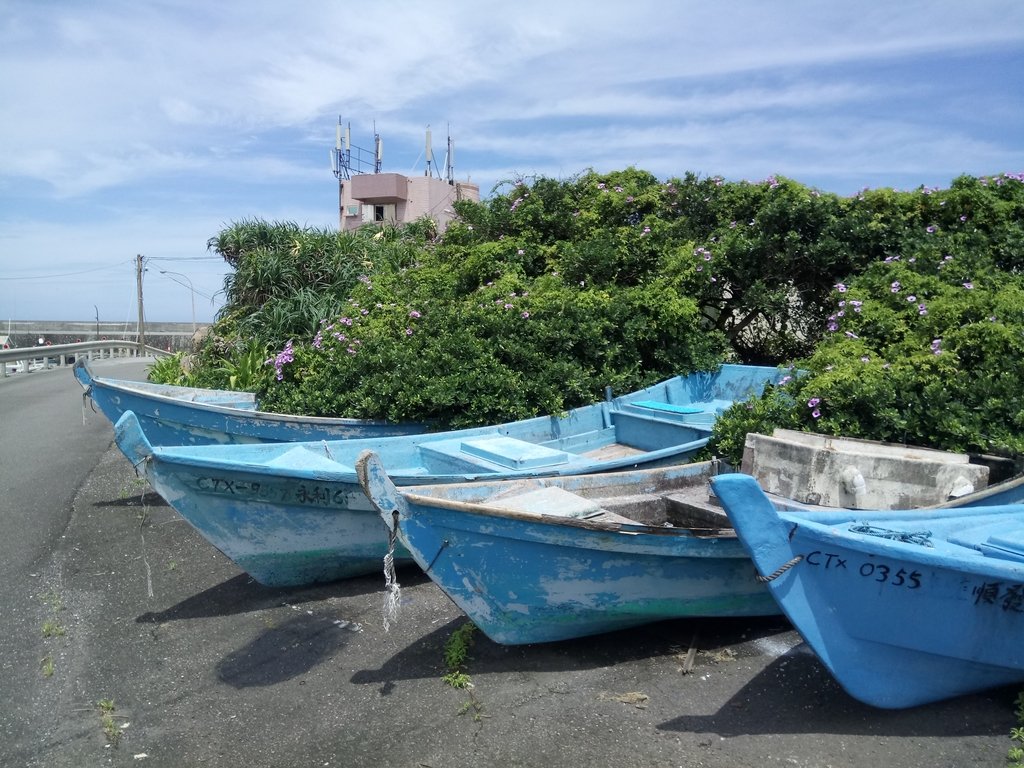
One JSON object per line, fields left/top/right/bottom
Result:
{"left": 484, "top": 486, "right": 635, "bottom": 524}
{"left": 419, "top": 436, "right": 573, "bottom": 472}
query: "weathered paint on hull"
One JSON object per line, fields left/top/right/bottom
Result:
{"left": 354, "top": 455, "right": 780, "bottom": 645}
{"left": 391, "top": 505, "right": 778, "bottom": 644}
{"left": 142, "top": 459, "right": 412, "bottom": 586}
{"left": 712, "top": 473, "right": 1024, "bottom": 708}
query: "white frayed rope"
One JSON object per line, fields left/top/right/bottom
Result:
{"left": 381, "top": 512, "right": 401, "bottom": 631}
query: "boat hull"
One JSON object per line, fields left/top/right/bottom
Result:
{"left": 75, "top": 359, "right": 423, "bottom": 445}
{"left": 140, "top": 453, "right": 411, "bottom": 586}
{"left": 712, "top": 473, "right": 1024, "bottom": 708}
{"left": 359, "top": 457, "right": 779, "bottom": 644}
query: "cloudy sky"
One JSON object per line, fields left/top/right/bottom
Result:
{"left": 2, "top": 1, "right": 1022, "bottom": 324}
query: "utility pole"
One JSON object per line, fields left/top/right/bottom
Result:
{"left": 136, "top": 254, "right": 146, "bottom": 354}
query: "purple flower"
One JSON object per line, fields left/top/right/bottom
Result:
{"left": 890, "top": 281, "right": 901, "bottom": 293}
{"left": 963, "top": 281, "right": 974, "bottom": 290}
{"left": 930, "top": 339, "right": 942, "bottom": 355}
{"left": 834, "top": 283, "right": 847, "bottom": 293}
{"left": 827, "top": 321, "right": 839, "bottom": 332}
{"left": 906, "top": 295, "right": 916, "bottom": 302}
{"left": 409, "top": 310, "right": 421, "bottom": 319}
{"left": 926, "top": 225, "right": 937, "bottom": 234}
{"left": 520, "top": 311, "right": 530, "bottom": 319}
{"left": 811, "top": 409, "right": 821, "bottom": 419}
{"left": 918, "top": 304, "right": 928, "bottom": 316}
{"left": 807, "top": 397, "right": 820, "bottom": 408}
{"left": 268, "top": 340, "right": 295, "bottom": 381}
{"left": 405, "top": 328, "right": 413, "bottom": 336}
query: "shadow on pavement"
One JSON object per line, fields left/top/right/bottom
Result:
{"left": 135, "top": 565, "right": 430, "bottom": 623}
{"left": 217, "top": 612, "right": 360, "bottom": 688}
{"left": 657, "top": 648, "right": 1018, "bottom": 737}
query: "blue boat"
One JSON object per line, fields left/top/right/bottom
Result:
{"left": 356, "top": 452, "right": 780, "bottom": 644}
{"left": 75, "top": 358, "right": 425, "bottom": 445}
{"left": 711, "top": 472, "right": 1024, "bottom": 708}
{"left": 113, "top": 364, "right": 788, "bottom": 586}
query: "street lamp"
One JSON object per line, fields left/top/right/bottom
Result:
{"left": 159, "top": 269, "right": 196, "bottom": 336}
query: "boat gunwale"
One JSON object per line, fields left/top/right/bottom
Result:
{"left": 775, "top": 507, "right": 1024, "bottom": 579}
{"left": 397, "top": 490, "right": 737, "bottom": 537}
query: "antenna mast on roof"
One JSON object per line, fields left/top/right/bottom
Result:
{"left": 374, "top": 122, "right": 383, "bottom": 174}
{"left": 445, "top": 124, "right": 455, "bottom": 185}
{"left": 331, "top": 117, "right": 352, "bottom": 229}
{"left": 425, "top": 125, "right": 434, "bottom": 178}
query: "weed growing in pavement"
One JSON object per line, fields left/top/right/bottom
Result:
{"left": 41, "top": 619, "right": 65, "bottom": 638}
{"left": 1009, "top": 690, "right": 1024, "bottom": 766}
{"left": 39, "top": 590, "right": 66, "bottom": 646}
{"left": 441, "top": 621, "right": 486, "bottom": 721}
{"left": 442, "top": 621, "right": 476, "bottom": 687}
{"left": 97, "top": 699, "right": 123, "bottom": 747}
{"left": 40, "top": 655, "right": 54, "bottom": 678}
{"left": 41, "top": 590, "right": 63, "bottom": 612}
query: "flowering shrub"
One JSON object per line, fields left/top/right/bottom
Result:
{"left": 191, "top": 168, "right": 1024, "bottom": 447}
{"left": 710, "top": 176, "right": 1024, "bottom": 463}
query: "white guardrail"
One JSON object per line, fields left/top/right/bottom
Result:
{"left": 0, "top": 341, "right": 171, "bottom": 377}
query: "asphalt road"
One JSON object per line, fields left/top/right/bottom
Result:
{"left": 0, "top": 362, "right": 1019, "bottom": 767}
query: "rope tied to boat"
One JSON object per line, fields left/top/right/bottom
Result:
{"left": 849, "top": 523, "right": 933, "bottom": 547}
{"left": 756, "top": 555, "right": 804, "bottom": 583}
{"left": 381, "top": 510, "right": 402, "bottom": 632}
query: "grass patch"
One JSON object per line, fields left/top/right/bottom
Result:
{"left": 40, "top": 655, "right": 54, "bottom": 678}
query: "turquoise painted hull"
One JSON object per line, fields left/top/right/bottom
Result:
{"left": 75, "top": 358, "right": 424, "bottom": 445}
{"left": 358, "top": 455, "right": 781, "bottom": 644}
{"left": 114, "top": 364, "right": 789, "bottom": 587}
{"left": 712, "top": 473, "right": 1024, "bottom": 708}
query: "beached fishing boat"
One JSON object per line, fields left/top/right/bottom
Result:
{"left": 711, "top": 472, "right": 1024, "bottom": 708}
{"left": 74, "top": 358, "right": 424, "bottom": 445}
{"left": 113, "top": 364, "right": 788, "bottom": 586}
{"left": 356, "top": 452, "right": 780, "bottom": 644}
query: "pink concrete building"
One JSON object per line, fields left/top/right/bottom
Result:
{"left": 339, "top": 172, "right": 480, "bottom": 232}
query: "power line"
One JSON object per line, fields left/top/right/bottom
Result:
{"left": 147, "top": 256, "right": 223, "bottom": 262}
{"left": 0, "top": 260, "right": 134, "bottom": 281}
